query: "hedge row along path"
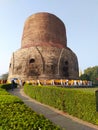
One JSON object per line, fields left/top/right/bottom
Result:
{"left": 9, "top": 87, "right": 98, "bottom": 130}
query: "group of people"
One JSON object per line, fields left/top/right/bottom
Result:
{"left": 11, "top": 79, "right": 25, "bottom": 91}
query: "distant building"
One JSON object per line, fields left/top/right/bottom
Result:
{"left": 8, "top": 12, "right": 79, "bottom": 80}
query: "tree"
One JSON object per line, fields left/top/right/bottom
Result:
{"left": 0, "top": 72, "right": 8, "bottom": 80}
{"left": 79, "top": 74, "right": 90, "bottom": 80}
{"left": 79, "top": 66, "right": 98, "bottom": 85}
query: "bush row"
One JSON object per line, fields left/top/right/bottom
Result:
{"left": 0, "top": 83, "right": 17, "bottom": 90}
{"left": 24, "top": 84, "right": 98, "bottom": 125}
{"left": 0, "top": 84, "right": 61, "bottom": 130}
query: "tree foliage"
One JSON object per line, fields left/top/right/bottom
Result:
{"left": 79, "top": 74, "right": 90, "bottom": 80}
{"left": 79, "top": 66, "right": 98, "bottom": 85}
{"left": 0, "top": 72, "right": 8, "bottom": 80}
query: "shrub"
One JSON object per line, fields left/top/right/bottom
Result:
{"left": 24, "top": 84, "right": 98, "bottom": 125}
{"left": 0, "top": 83, "right": 17, "bottom": 90}
{"left": 0, "top": 84, "right": 61, "bottom": 130}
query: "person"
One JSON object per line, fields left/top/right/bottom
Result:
{"left": 11, "top": 79, "right": 15, "bottom": 91}
{"left": 22, "top": 81, "right": 25, "bottom": 86}
{"left": 19, "top": 79, "right": 22, "bottom": 88}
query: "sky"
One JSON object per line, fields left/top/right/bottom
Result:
{"left": 0, "top": 0, "right": 98, "bottom": 75}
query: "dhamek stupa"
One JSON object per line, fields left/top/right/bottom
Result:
{"left": 8, "top": 12, "right": 79, "bottom": 80}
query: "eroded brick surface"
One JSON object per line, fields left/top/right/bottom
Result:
{"left": 8, "top": 12, "right": 79, "bottom": 80}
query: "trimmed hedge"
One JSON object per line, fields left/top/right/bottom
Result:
{"left": 0, "top": 88, "right": 10, "bottom": 95}
{"left": 0, "top": 83, "right": 17, "bottom": 90}
{"left": 0, "top": 84, "right": 61, "bottom": 130}
{"left": 24, "top": 84, "right": 98, "bottom": 125}
{"left": 0, "top": 103, "right": 61, "bottom": 130}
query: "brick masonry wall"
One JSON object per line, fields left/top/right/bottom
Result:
{"left": 21, "top": 12, "right": 67, "bottom": 49}
{"left": 8, "top": 12, "right": 79, "bottom": 80}
{"left": 8, "top": 46, "right": 79, "bottom": 80}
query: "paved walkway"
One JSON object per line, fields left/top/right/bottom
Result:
{"left": 9, "top": 88, "right": 98, "bottom": 130}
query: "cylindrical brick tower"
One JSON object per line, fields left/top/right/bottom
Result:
{"left": 21, "top": 12, "right": 67, "bottom": 48}
{"left": 8, "top": 12, "right": 79, "bottom": 80}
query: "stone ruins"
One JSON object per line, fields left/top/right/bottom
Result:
{"left": 8, "top": 12, "right": 79, "bottom": 80}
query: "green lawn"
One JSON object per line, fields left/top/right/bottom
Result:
{"left": 68, "top": 87, "right": 98, "bottom": 93}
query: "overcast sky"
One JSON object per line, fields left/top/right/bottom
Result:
{"left": 0, "top": 0, "right": 98, "bottom": 75}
